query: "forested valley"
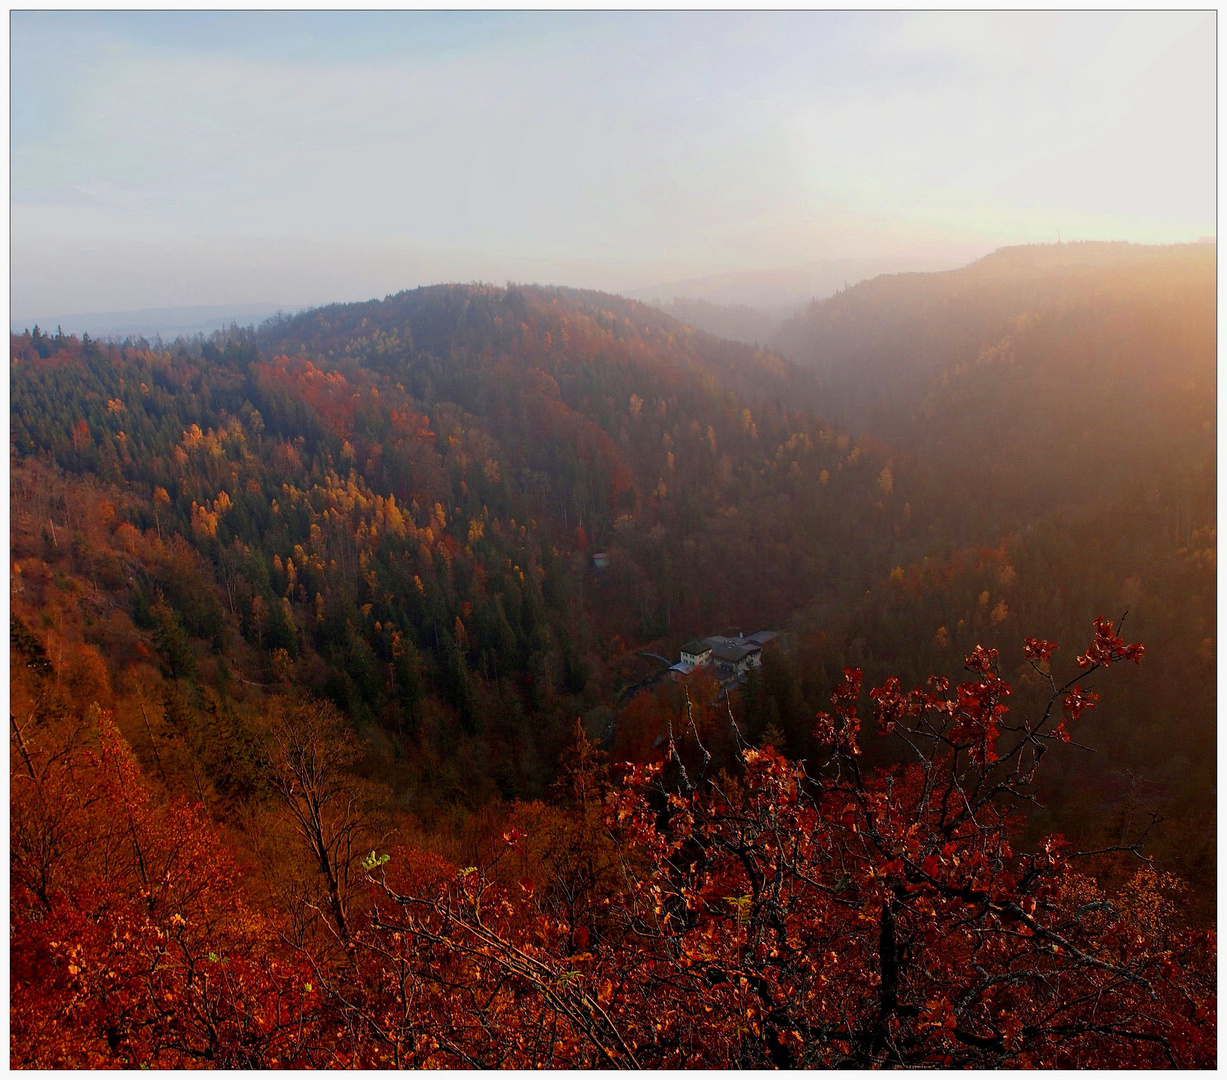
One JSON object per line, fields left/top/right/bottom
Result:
{"left": 10, "top": 243, "right": 1216, "bottom": 1067}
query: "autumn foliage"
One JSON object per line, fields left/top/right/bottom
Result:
{"left": 12, "top": 619, "right": 1213, "bottom": 1067}
{"left": 340, "top": 619, "right": 1212, "bottom": 1068}
{"left": 7, "top": 270, "right": 1217, "bottom": 1066}
{"left": 10, "top": 706, "right": 323, "bottom": 1067}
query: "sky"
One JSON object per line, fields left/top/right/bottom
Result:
{"left": 10, "top": 10, "right": 1217, "bottom": 320}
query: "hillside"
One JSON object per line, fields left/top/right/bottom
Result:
{"left": 11, "top": 262, "right": 1214, "bottom": 870}
{"left": 765, "top": 243, "right": 1216, "bottom": 905}
{"left": 775, "top": 242, "right": 1214, "bottom": 476}
{"left": 11, "top": 286, "right": 914, "bottom": 814}
{"left": 10, "top": 262, "right": 1215, "bottom": 1066}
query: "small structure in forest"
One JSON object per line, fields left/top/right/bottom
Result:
{"left": 670, "top": 629, "right": 778, "bottom": 683}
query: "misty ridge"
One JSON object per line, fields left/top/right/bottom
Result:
{"left": 13, "top": 252, "right": 966, "bottom": 344}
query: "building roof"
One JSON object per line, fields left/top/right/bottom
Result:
{"left": 707, "top": 639, "right": 761, "bottom": 664}
{"left": 678, "top": 630, "right": 776, "bottom": 670}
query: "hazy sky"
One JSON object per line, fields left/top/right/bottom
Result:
{"left": 11, "top": 10, "right": 1216, "bottom": 318}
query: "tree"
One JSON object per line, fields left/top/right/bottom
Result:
{"left": 350, "top": 620, "right": 1213, "bottom": 1068}
{"left": 11, "top": 706, "right": 322, "bottom": 1067}
{"left": 150, "top": 597, "right": 194, "bottom": 680}
{"left": 263, "top": 695, "right": 385, "bottom": 965}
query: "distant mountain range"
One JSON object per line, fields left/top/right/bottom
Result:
{"left": 9, "top": 302, "right": 306, "bottom": 341}
{"left": 627, "top": 252, "right": 992, "bottom": 345}
{"left": 626, "top": 252, "right": 988, "bottom": 308}
{"left": 12, "top": 254, "right": 994, "bottom": 345}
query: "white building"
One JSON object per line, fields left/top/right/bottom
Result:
{"left": 672, "top": 630, "right": 778, "bottom": 682}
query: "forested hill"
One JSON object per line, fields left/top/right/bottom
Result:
{"left": 247, "top": 281, "right": 901, "bottom": 629}
{"left": 776, "top": 240, "right": 1214, "bottom": 391}
{"left": 762, "top": 243, "right": 1216, "bottom": 903}
{"left": 775, "top": 241, "right": 1213, "bottom": 442}
{"left": 9, "top": 262, "right": 1217, "bottom": 1066}
{"left": 257, "top": 283, "right": 817, "bottom": 414}
{"left": 10, "top": 266, "right": 1215, "bottom": 864}
{"left": 774, "top": 241, "right": 1215, "bottom": 531}
{"left": 11, "top": 283, "right": 915, "bottom": 813}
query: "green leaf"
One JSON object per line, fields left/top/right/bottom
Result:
{"left": 361, "top": 850, "right": 391, "bottom": 872}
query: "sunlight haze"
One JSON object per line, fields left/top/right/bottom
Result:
{"left": 11, "top": 10, "right": 1216, "bottom": 321}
